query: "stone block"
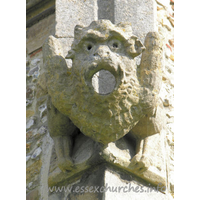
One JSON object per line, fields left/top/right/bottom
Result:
{"left": 48, "top": 133, "right": 166, "bottom": 189}
{"left": 57, "top": 37, "right": 74, "bottom": 65}
{"left": 26, "top": 188, "right": 39, "bottom": 200}
{"left": 26, "top": 116, "right": 37, "bottom": 130}
{"left": 49, "top": 193, "right": 64, "bottom": 200}
{"left": 26, "top": 110, "right": 35, "bottom": 119}
{"left": 48, "top": 134, "right": 102, "bottom": 187}
{"left": 26, "top": 13, "right": 55, "bottom": 54}
{"left": 114, "top": 0, "right": 157, "bottom": 43}
{"left": 48, "top": 165, "right": 168, "bottom": 200}
{"left": 72, "top": 134, "right": 97, "bottom": 165}
{"left": 66, "top": 166, "right": 105, "bottom": 200}
{"left": 26, "top": 160, "right": 42, "bottom": 182}
{"left": 55, "top": 0, "right": 98, "bottom": 38}
{"left": 97, "top": 0, "right": 115, "bottom": 23}
{"left": 104, "top": 168, "right": 167, "bottom": 200}
{"left": 31, "top": 147, "right": 42, "bottom": 159}
{"left": 55, "top": 0, "right": 156, "bottom": 42}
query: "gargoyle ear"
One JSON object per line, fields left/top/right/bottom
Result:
{"left": 74, "top": 25, "right": 84, "bottom": 39}
{"left": 117, "top": 22, "right": 132, "bottom": 33}
{"left": 127, "top": 36, "right": 145, "bottom": 58}
{"left": 65, "top": 49, "right": 75, "bottom": 59}
{"left": 135, "top": 39, "right": 146, "bottom": 54}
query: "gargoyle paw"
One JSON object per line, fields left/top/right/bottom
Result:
{"left": 129, "top": 154, "right": 151, "bottom": 174}
{"left": 57, "top": 156, "right": 74, "bottom": 172}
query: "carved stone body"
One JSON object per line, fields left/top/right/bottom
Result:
{"left": 43, "top": 20, "right": 164, "bottom": 173}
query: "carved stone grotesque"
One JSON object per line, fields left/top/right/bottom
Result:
{"left": 43, "top": 20, "right": 164, "bottom": 173}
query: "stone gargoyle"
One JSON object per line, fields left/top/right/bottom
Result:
{"left": 43, "top": 20, "right": 164, "bottom": 174}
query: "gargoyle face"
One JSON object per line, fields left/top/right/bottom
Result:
{"left": 44, "top": 20, "right": 163, "bottom": 144}
{"left": 66, "top": 20, "right": 145, "bottom": 95}
{"left": 62, "top": 20, "right": 146, "bottom": 144}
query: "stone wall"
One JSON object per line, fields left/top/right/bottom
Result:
{"left": 26, "top": 46, "right": 54, "bottom": 200}
{"left": 26, "top": 0, "right": 174, "bottom": 199}
{"left": 156, "top": 0, "right": 174, "bottom": 196}
{"left": 26, "top": 3, "right": 55, "bottom": 197}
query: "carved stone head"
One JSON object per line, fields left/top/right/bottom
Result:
{"left": 44, "top": 20, "right": 162, "bottom": 144}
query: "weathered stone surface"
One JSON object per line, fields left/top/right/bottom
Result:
{"left": 72, "top": 134, "right": 97, "bottom": 165}
{"left": 102, "top": 136, "right": 135, "bottom": 164}
{"left": 26, "top": 110, "right": 35, "bottom": 118}
{"left": 102, "top": 133, "right": 166, "bottom": 187}
{"left": 55, "top": 0, "right": 156, "bottom": 42}
{"left": 44, "top": 20, "right": 163, "bottom": 142}
{"left": 55, "top": 38, "right": 75, "bottom": 62}
{"left": 114, "top": 0, "right": 157, "bottom": 43}
{"left": 26, "top": 160, "right": 42, "bottom": 182}
{"left": 26, "top": 86, "right": 35, "bottom": 100}
{"left": 55, "top": 0, "right": 98, "bottom": 37}
{"left": 55, "top": 0, "right": 98, "bottom": 63}
{"left": 26, "top": 116, "right": 37, "bottom": 130}
{"left": 43, "top": 20, "right": 164, "bottom": 179}
{"left": 26, "top": 13, "right": 55, "bottom": 54}
{"left": 26, "top": 188, "right": 39, "bottom": 200}
{"left": 48, "top": 134, "right": 102, "bottom": 187}
{"left": 49, "top": 193, "right": 64, "bottom": 200}
{"left": 48, "top": 133, "right": 166, "bottom": 188}
{"left": 66, "top": 166, "right": 106, "bottom": 200}
{"left": 28, "top": 66, "right": 39, "bottom": 78}
{"left": 156, "top": 0, "right": 174, "bottom": 195}
{"left": 31, "top": 147, "right": 42, "bottom": 159}
{"left": 38, "top": 126, "right": 48, "bottom": 135}
{"left": 38, "top": 104, "right": 47, "bottom": 118}
{"left": 49, "top": 165, "right": 168, "bottom": 200}
{"left": 104, "top": 168, "right": 167, "bottom": 200}
{"left": 39, "top": 134, "right": 54, "bottom": 199}
{"left": 97, "top": 0, "right": 115, "bottom": 23}
{"left": 26, "top": 49, "right": 54, "bottom": 199}
{"left": 37, "top": 73, "right": 47, "bottom": 92}
{"left": 26, "top": 0, "right": 174, "bottom": 198}
{"left": 26, "top": 99, "right": 33, "bottom": 107}
{"left": 26, "top": 155, "right": 31, "bottom": 162}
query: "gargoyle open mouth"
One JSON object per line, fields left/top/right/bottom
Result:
{"left": 84, "top": 61, "right": 122, "bottom": 95}
{"left": 92, "top": 69, "right": 116, "bottom": 95}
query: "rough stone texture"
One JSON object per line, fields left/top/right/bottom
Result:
{"left": 26, "top": 188, "right": 39, "bottom": 200}
{"left": 97, "top": 0, "right": 115, "bottom": 23}
{"left": 48, "top": 133, "right": 166, "bottom": 189}
{"left": 26, "top": 13, "right": 55, "bottom": 54}
{"left": 56, "top": 0, "right": 156, "bottom": 43}
{"left": 48, "top": 165, "right": 170, "bottom": 200}
{"left": 44, "top": 20, "right": 163, "bottom": 143}
{"left": 26, "top": 0, "right": 174, "bottom": 199}
{"left": 55, "top": 0, "right": 98, "bottom": 38}
{"left": 114, "top": 0, "right": 157, "bottom": 43}
{"left": 26, "top": 49, "right": 54, "bottom": 200}
{"left": 55, "top": 0, "right": 98, "bottom": 76}
{"left": 43, "top": 20, "right": 166, "bottom": 183}
{"left": 156, "top": 0, "right": 174, "bottom": 196}
{"left": 103, "top": 168, "right": 168, "bottom": 200}
{"left": 26, "top": 0, "right": 44, "bottom": 10}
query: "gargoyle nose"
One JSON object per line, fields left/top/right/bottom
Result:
{"left": 93, "top": 45, "right": 110, "bottom": 58}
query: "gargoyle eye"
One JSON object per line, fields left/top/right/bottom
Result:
{"left": 109, "top": 39, "right": 121, "bottom": 50}
{"left": 87, "top": 44, "right": 93, "bottom": 51}
{"left": 112, "top": 42, "right": 118, "bottom": 48}
{"left": 84, "top": 42, "right": 94, "bottom": 51}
